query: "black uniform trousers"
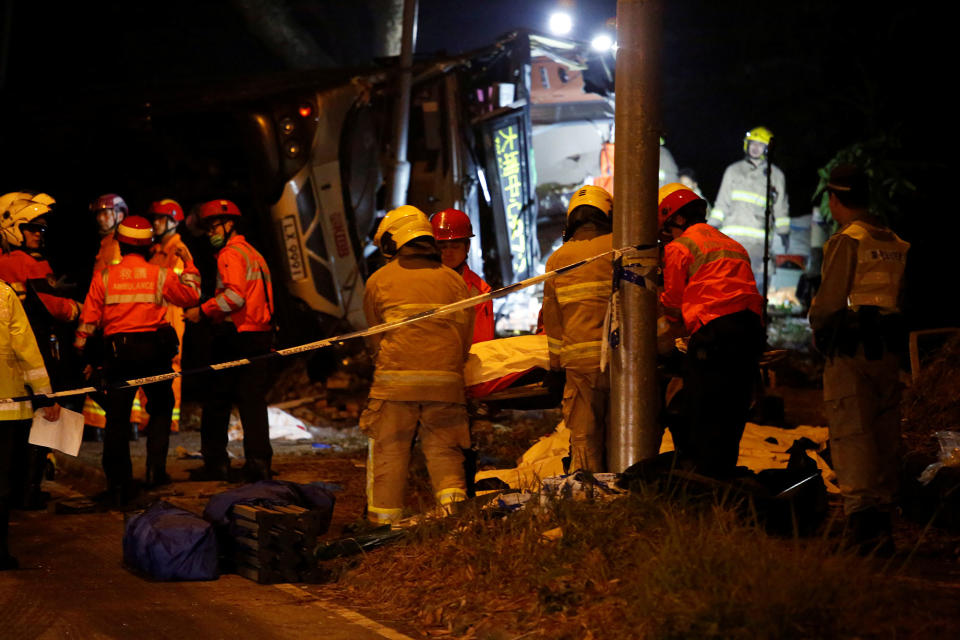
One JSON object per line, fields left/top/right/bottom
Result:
{"left": 668, "top": 309, "right": 764, "bottom": 478}
{"left": 0, "top": 421, "right": 28, "bottom": 550}
{"left": 200, "top": 329, "right": 273, "bottom": 470}
{"left": 100, "top": 332, "right": 175, "bottom": 488}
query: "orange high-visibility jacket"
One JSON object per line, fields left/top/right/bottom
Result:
{"left": 149, "top": 233, "right": 188, "bottom": 333}
{"left": 0, "top": 250, "right": 80, "bottom": 323}
{"left": 201, "top": 234, "right": 274, "bottom": 332}
{"left": 660, "top": 223, "right": 763, "bottom": 335}
{"left": 364, "top": 248, "right": 473, "bottom": 403}
{"left": 542, "top": 228, "right": 613, "bottom": 373}
{"left": 462, "top": 265, "right": 494, "bottom": 344}
{"left": 93, "top": 233, "right": 122, "bottom": 276}
{"left": 75, "top": 253, "right": 200, "bottom": 347}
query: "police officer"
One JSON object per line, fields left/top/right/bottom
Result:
{"left": 709, "top": 126, "right": 790, "bottom": 291}
{"left": 430, "top": 208, "right": 494, "bottom": 343}
{"left": 75, "top": 216, "right": 200, "bottom": 501}
{"left": 542, "top": 185, "right": 613, "bottom": 472}
{"left": 809, "top": 164, "right": 908, "bottom": 553}
{"left": 184, "top": 200, "right": 275, "bottom": 482}
{"left": 360, "top": 206, "right": 473, "bottom": 524}
{"left": 658, "top": 183, "right": 765, "bottom": 478}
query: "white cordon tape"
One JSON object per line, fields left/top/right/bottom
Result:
{"left": 2, "top": 243, "right": 657, "bottom": 404}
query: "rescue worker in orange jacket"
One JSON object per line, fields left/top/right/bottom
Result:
{"left": 430, "top": 208, "right": 494, "bottom": 343}
{"left": 82, "top": 194, "right": 127, "bottom": 430}
{"left": 184, "top": 199, "right": 275, "bottom": 482}
{"left": 131, "top": 199, "right": 190, "bottom": 433}
{"left": 542, "top": 185, "right": 614, "bottom": 472}
{"left": 658, "top": 183, "right": 765, "bottom": 478}
{"left": 0, "top": 192, "right": 80, "bottom": 509}
{"left": 75, "top": 216, "right": 200, "bottom": 501}
{"left": 360, "top": 206, "right": 474, "bottom": 524}
{"left": 808, "top": 164, "right": 909, "bottom": 554}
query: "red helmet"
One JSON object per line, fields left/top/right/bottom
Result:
{"left": 116, "top": 215, "right": 154, "bottom": 246}
{"left": 147, "top": 198, "right": 184, "bottom": 223}
{"left": 657, "top": 183, "right": 702, "bottom": 231}
{"left": 197, "top": 199, "right": 241, "bottom": 221}
{"left": 430, "top": 208, "right": 473, "bottom": 240}
{"left": 90, "top": 193, "right": 128, "bottom": 216}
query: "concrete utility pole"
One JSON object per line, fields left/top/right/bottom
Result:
{"left": 387, "top": 0, "right": 418, "bottom": 210}
{"left": 608, "top": 0, "right": 663, "bottom": 471}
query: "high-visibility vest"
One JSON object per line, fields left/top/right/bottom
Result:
{"left": 0, "top": 250, "right": 79, "bottom": 322}
{"left": 841, "top": 221, "right": 909, "bottom": 312}
{"left": 660, "top": 223, "right": 763, "bottom": 334}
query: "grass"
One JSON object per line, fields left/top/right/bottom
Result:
{"left": 324, "top": 486, "right": 958, "bottom": 639}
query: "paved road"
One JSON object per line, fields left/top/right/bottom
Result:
{"left": 1, "top": 477, "right": 410, "bottom": 639}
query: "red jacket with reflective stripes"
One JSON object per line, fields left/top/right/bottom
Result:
{"left": 462, "top": 265, "right": 494, "bottom": 344}
{"left": 0, "top": 249, "right": 79, "bottom": 322}
{"left": 75, "top": 253, "right": 200, "bottom": 346}
{"left": 660, "top": 223, "right": 763, "bottom": 334}
{"left": 201, "top": 234, "right": 274, "bottom": 332}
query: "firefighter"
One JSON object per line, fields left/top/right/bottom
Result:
{"left": 359, "top": 205, "right": 473, "bottom": 524}
{"left": 708, "top": 126, "right": 790, "bottom": 291}
{"left": 132, "top": 199, "right": 191, "bottom": 433}
{"left": 83, "top": 193, "right": 127, "bottom": 431}
{"left": 184, "top": 199, "right": 275, "bottom": 482}
{"left": 430, "top": 208, "right": 494, "bottom": 343}
{"left": 658, "top": 183, "right": 765, "bottom": 478}
{"left": 75, "top": 216, "right": 200, "bottom": 501}
{"left": 808, "top": 164, "right": 908, "bottom": 554}
{"left": 0, "top": 192, "right": 80, "bottom": 509}
{"left": 542, "top": 185, "right": 613, "bottom": 472}
{"left": 1, "top": 279, "right": 61, "bottom": 570}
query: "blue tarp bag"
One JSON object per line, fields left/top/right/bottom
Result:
{"left": 123, "top": 501, "right": 219, "bottom": 581}
{"left": 203, "top": 480, "right": 335, "bottom": 536}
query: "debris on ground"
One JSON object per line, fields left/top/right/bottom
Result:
{"left": 918, "top": 431, "right": 960, "bottom": 485}
{"left": 903, "top": 334, "right": 960, "bottom": 457}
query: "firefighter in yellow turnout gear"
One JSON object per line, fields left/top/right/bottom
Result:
{"left": 542, "top": 185, "right": 614, "bottom": 472}
{"left": 709, "top": 126, "right": 790, "bottom": 290}
{"left": 359, "top": 206, "right": 474, "bottom": 524}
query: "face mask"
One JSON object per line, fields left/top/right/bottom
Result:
{"left": 209, "top": 232, "right": 226, "bottom": 248}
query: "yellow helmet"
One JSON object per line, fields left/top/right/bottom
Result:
{"left": 374, "top": 205, "right": 434, "bottom": 258}
{"left": 743, "top": 126, "right": 773, "bottom": 153}
{"left": 1, "top": 195, "right": 52, "bottom": 248}
{"left": 567, "top": 184, "right": 613, "bottom": 218}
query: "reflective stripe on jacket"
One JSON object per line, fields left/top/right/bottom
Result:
{"left": 0, "top": 250, "right": 79, "bottom": 322}
{"left": 201, "top": 234, "right": 274, "bottom": 332}
{"left": 1, "top": 280, "right": 52, "bottom": 420}
{"left": 841, "top": 221, "right": 909, "bottom": 311}
{"left": 75, "top": 253, "right": 200, "bottom": 347}
{"left": 542, "top": 228, "right": 612, "bottom": 373}
{"left": 462, "top": 265, "right": 494, "bottom": 344}
{"left": 364, "top": 248, "right": 473, "bottom": 403}
{"left": 660, "top": 223, "right": 763, "bottom": 335}
{"left": 709, "top": 158, "right": 789, "bottom": 237}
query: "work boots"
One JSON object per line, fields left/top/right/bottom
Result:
{"left": 144, "top": 458, "right": 172, "bottom": 489}
{"left": 242, "top": 458, "right": 272, "bottom": 483}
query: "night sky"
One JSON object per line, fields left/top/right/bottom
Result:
{"left": 1, "top": 0, "right": 954, "bottom": 323}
